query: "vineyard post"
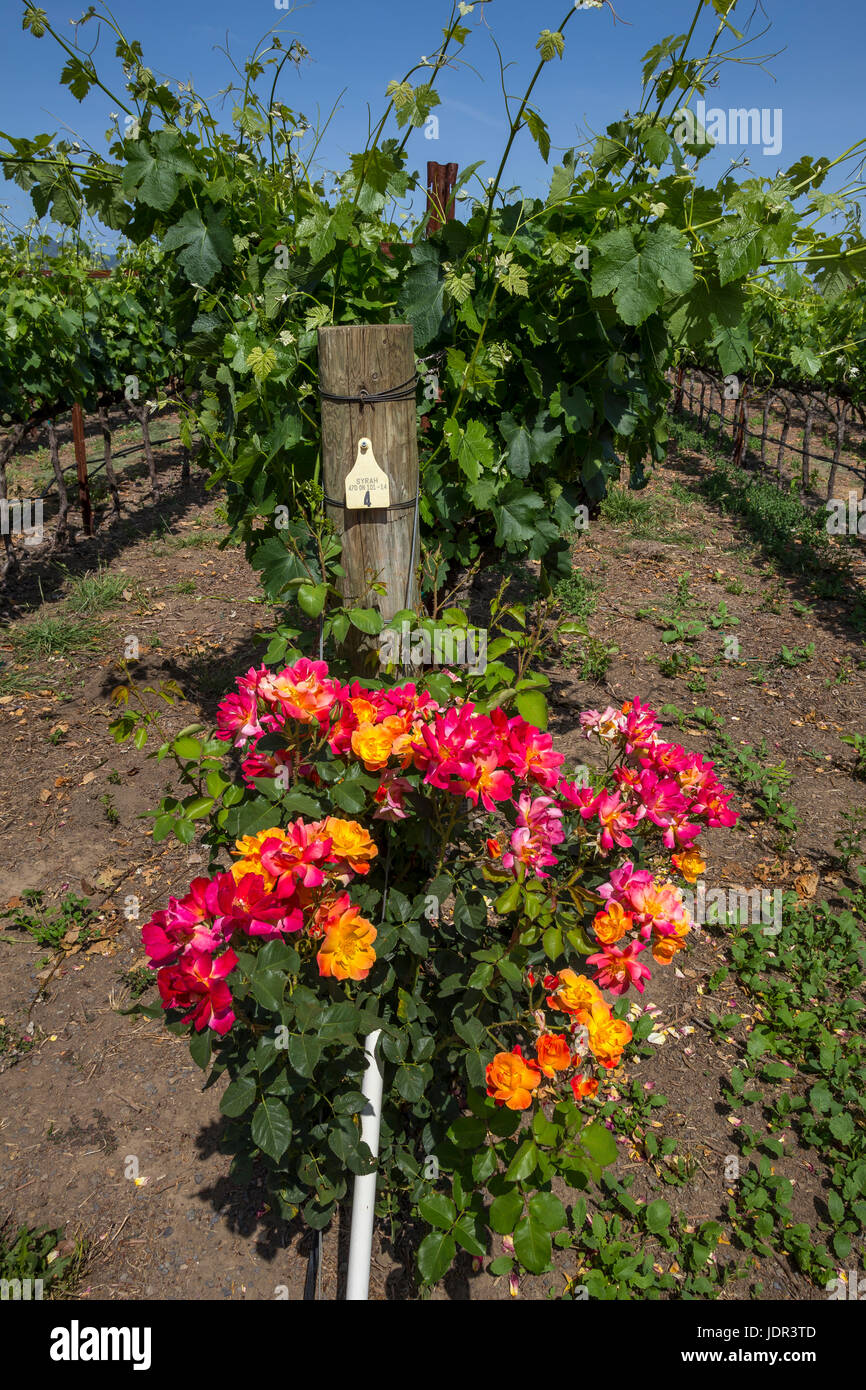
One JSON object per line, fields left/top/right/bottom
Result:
{"left": 48, "top": 418, "right": 71, "bottom": 550}
{"left": 732, "top": 385, "right": 749, "bottom": 469}
{"left": 426, "top": 161, "right": 458, "bottom": 235}
{"left": 674, "top": 364, "right": 685, "bottom": 412}
{"left": 318, "top": 324, "right": 420, "bottom": 660}
{"left": 776, "top": 402, "right": 791, "bottom": 482}
{"left": 802, "top": 405, "right": 814, "bottom": 492}
{"left": 826, "top": 400, "right": 849, "bottom": 501}
{"left": 71, "top": 403, "right": 93, "bottom": 536}
{"left": 97, "top": 405, "right": 121, "bottom": 517}
{"left": 761, "top": 397, "right": 770, "bottom": 471}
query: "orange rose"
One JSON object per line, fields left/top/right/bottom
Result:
{"left": 485, "top": 1046, "right": 541, "bottom": 1110}
{"left": 671, "top": 846, "right": 706, "bottom": 884}
{"left": 546, "top": 968, "right": 602, "bottom": 1018}
{"left": 319, "top": 816, "right": 378, "bottom": 874}
{"left": 535, "top": 1033, "right": 572, "bottom": 1078}
{"left": 315, "top": 896, "right": 377, "bottom": 982}
{"left": 651, "top": 919, "right": 689, "bottom": 964}
{"left": 351, "top": 722, "right": 395, "bottom": 771}
{"left": 230, "top": 826, "right": 288, "bottom": 886}
{"left": 349, "top": 698, "right": 378, "bottom": 726}
{"left": 571, "top": 1074, "right": 599, "bottom": 1101}
{"left": 584, "top": 999, "right": 632, "bottom": 1070}
{"left": 592, "top": 901, "right": 632, "bottom": 945}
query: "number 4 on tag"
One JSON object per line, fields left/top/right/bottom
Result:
{"left": 345, "top": 437, "right": 390, "bottom": 510}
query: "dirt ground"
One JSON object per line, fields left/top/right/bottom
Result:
{"left": 0, "top": 415, "right": 864, "bottom": 1300}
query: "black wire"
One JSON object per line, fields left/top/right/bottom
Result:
{"left": 317, "top": 373, "right": 419, "bottom": 406}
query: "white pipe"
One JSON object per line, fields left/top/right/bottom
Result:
{"left": 345, "top": 1029, "right": 383, "bottom": 1300}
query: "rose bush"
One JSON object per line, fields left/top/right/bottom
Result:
{"left": 132, "top": 658, "right": 737, "bottom": 1286}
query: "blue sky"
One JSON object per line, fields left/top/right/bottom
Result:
{"left": 1, "top": 0, "right": 864, "bottom": 243}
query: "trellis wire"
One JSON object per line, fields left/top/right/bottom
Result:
{"left": 670, "top": 368, "right": 865, "bottom": 496}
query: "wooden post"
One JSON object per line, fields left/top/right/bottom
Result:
{"left": 97, "top": 405, "right": 121, "bottom": 516}
{"left": 826, "top": 400, "right": 849, "bottom": 501}
{"left": 426, "top": 161, "right": 458, "bottom": 235}
{"left": 732, "top": 386, "right": 748, "bottom": 468}
{"left": 71, "top": 403, "right": 93, "bottom": 536}
{"left": 760, "top": 397, "right": 770, "bottom": 470}
{"left": 802, "top": 406, "right": 813, "bottom": 493}
{"left": 674, "top": 364, "right": 685, "bottom": 412}
{"left": 318, "top": 325, "right": 420, "bottom": 655}
{"left": 776, "top": 401, "right": 790, "bottom": 481}
{"left": 48, "top": 418, "right": 71, "bottom": 550}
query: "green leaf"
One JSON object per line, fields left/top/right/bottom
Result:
{"left": 829, "top": 1113, "right": 855, "bottom": 1144}
{"left": 444, "top": 417, "right": 494, "bottom": 485}
{"left": 535, "top": 29, "right": 565, "bottom": 62}
{"left": 121, "top": 131, "right": 200, "bottom": 212}
{"left": 220, "top": 1075, "right": 257, "bottom": 1117}
{"left": 251, "top": 970, "right": 285, "bottom": 1013}
{"left": 162, "top": 206, "right": 234, "bottom": 287}
{"left": 528, "top": 1191, "right": 567, "bottom": 1232}
{"left": 348, "top": 607, "right": 384, "bottom": 636}
{"left": 504, "top": 1139, "right": 538, "bottom": 1183}
{"left": 188, "top": 1029, "right": 212, "bottom": 1070}
{"left": 453, "top": 1211, "right": 486, "bottom": 1257}
{"left": 288, "top": 1033, "right": 322, "bottom": 1077}
{"left": 297, "top": 583, "right": 327, "bottom": 618}
{"left": 580, "top": 1121, "right": 618, "bottom": 1166}
{"left": 513, "top": 1214, "right": 552, "bottom": 1274}
{"left": 592, "top": 224, "right": 694, "bottom": 327}
{"left": 515, "top": 690, "right": 548, "bottom": 730}
{"left": 418, "top": 1193, "right": 457, "bottom": 1230}
{"left": 524, "top": 108, "right": 551, "bottom": 162}
{"left": 489, "top": 1187, "right": 525, "bottom": 1235}
{"left": 396, "top": 242, "right": 447, "bottom": 350}
{"left": 645, "top": 1199, "right": 672, "bottom": 1234}
{"left": 251, "top": 1097, "right": 292, "bottom": 1162}
{"left": 417, "top": 1230, "right": 456, "bottom": 1286}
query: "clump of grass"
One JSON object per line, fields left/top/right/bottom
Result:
{"left": 10, "top": 615, "right": 101, "bottom": 659}
{"left": 599, "top": 484, "right": 659, "bottom": 535}
{"left": 0, "top": 665, "right": 47, "bottom": 695}
{"left": 66, "top": 564, "right": 129, "bottom": 614}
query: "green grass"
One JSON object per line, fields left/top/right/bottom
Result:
{"left": 65, "top": 564, "right": 129, "bottom": 614}
{"left": 599, "top": 484, "right": 660, "bottom": 534}
{"left": 10, "top": 614, "right": 102, "bottom": 659}
{"left": 0, "top": 665, "right": 49, "bottom": 695}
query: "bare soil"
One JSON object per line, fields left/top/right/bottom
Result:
{"left": 0, "top": 417, "right": 864, "bottom": 1300}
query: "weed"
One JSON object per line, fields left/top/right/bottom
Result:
{"left": 10, "top": 616, "right": 101, "bottom": 660}
{"left": 833, "top": 807, "right": 866, "bottom": 871}
{"left": 65, "top": 564, "right": 129, "bottom": 614}
{"left": 599, "top": 485, "right": 659, "bottom": 534}
{"left": 554, "top": 570, "right": 598, "bottom": 622}
{"left": 0, "top": 1219, "right": 86, "bottom": 1298}
{"left": 1, "top": 890, "right": 98, "bottom": 951}
{"left": 839, "top": 731, "right": 866, "bottom": 780}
